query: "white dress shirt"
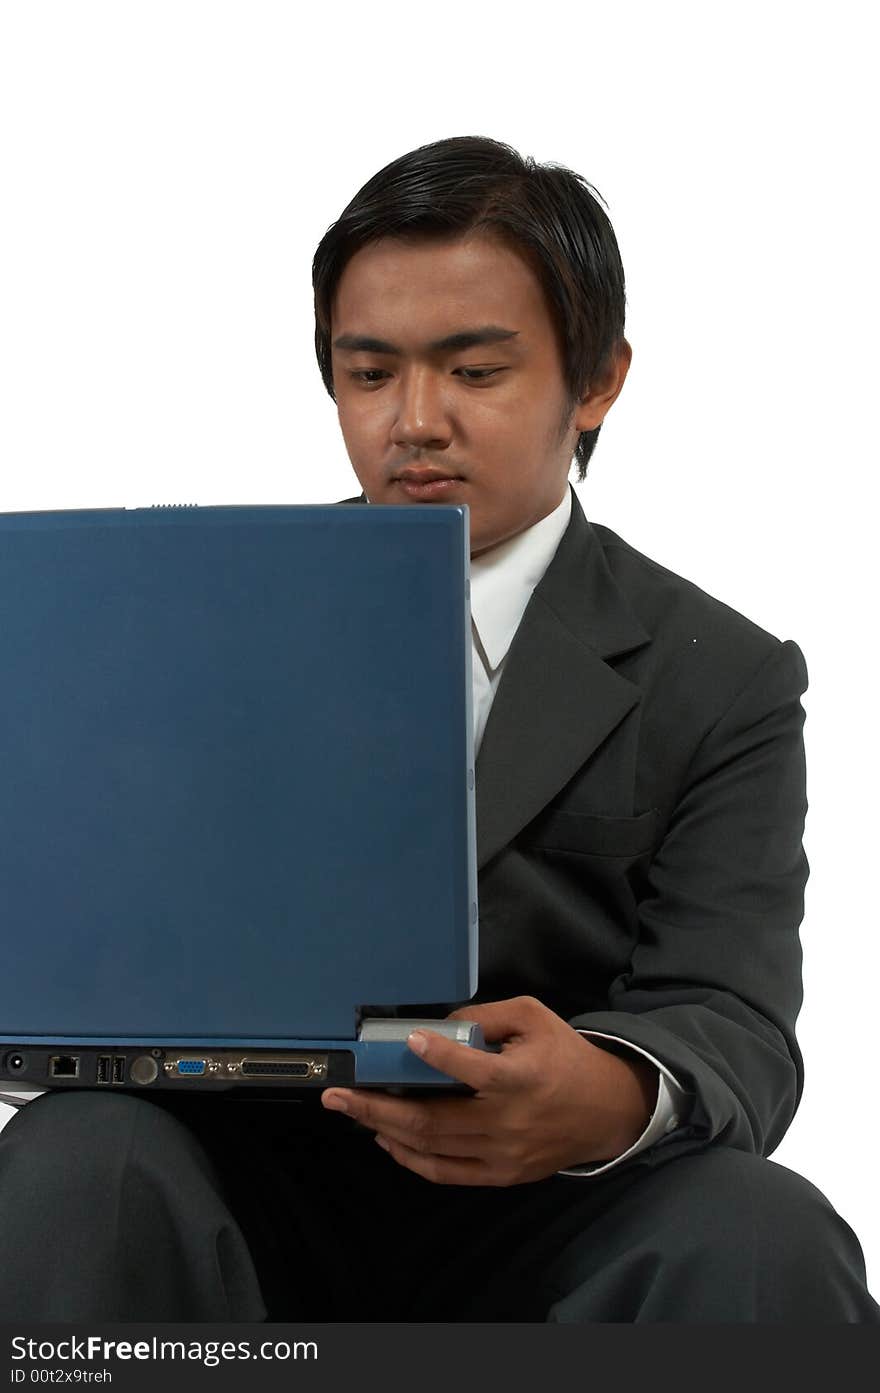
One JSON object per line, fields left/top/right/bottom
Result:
{"left": 468, "top": 485, "right": 690, "bottom": 1176}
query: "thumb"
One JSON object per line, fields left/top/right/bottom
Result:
{"left": 446, "top": 996, "right": 545, "bottom": 1045}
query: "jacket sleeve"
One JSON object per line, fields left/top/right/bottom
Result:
{"left": 567, "top": 637, "right": 809, "bottom": 1161}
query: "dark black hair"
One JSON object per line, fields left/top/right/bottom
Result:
{"left": 312, "top": 135, "right": 627, "bottom": 481}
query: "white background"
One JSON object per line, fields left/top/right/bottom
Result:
{"left": 1, "top": 1, "right": 877, "bottom": 1298}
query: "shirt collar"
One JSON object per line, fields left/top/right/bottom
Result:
{"left": 469, "top": 486, "right": 573, "bottom": 673}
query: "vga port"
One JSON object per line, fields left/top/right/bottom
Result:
{"left": 176, "top": 1059, "right": 207, "bottom": 1076}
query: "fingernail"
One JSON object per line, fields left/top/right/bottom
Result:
{"left": 408, "top": 1030, "right": 428, "bottom": 1056}
{"left": 375, "top": 1135, "right": 390, "bottom": 1151}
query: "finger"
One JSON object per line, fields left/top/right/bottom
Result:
{"left": 374, "top": 1135, "right": 495, "bottom": 1187}
{"left": 406, "top": 1028, "right": 510, "bottom": 1093}
{"left": 373, "top": 1126, "right": 493, "bottom": 1159}
{"left": 320, "top": 1086, "right": 487, "bottom": 1139}
{"left": 445, "top": 995, "right": 547, "bottom": 1045}
{"left": 320, "top": 1087, "right": 415, "bottom": 1131}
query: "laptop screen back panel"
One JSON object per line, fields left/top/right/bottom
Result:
{"left": 0, "top": 505, "right": 476, "bottom": 1049}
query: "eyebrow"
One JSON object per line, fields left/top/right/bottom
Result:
{"left": 332, "top": 325, "right": 520, "bottom": 355}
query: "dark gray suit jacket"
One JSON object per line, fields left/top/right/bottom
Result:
{"left": 342, "top": 485, "right": 808, "bottom": 1167}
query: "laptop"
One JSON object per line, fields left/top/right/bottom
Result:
{"left": 0, "top": 503, "right": 482, "bottom": 1099}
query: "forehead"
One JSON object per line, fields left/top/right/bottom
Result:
{"left": 329, "top": 231, "right": 552, "bottom": 343}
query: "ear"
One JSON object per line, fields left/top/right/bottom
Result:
{"left": 572, "top": 338, "right": 632, "bottom": 433}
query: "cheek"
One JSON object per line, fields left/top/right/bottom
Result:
{"left": 336, "top": 409, "right": 372, "bottom": 462}
{"left": 339, "top": 399, "right": 389, "bottom": 446}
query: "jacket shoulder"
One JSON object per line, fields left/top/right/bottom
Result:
{"left": 590, "top": 520, "right": 789, "bottom": 657}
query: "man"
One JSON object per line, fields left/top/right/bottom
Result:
{"left": 0, "top": 135, "right": 877, "bottom": 1321}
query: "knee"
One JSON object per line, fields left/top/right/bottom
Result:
{"left": 651, "top": 1147, "right": 871, "bottom": 1312}
{"left": 1, "top": 1090, "right": 195, "bottom": 1194}
{"left": 548, "top": 1147, "right": 874, "bottom": 1322}
{"left": 686, "top": 1149, "right": 852, "bottom": 1263}
{"left": 0, "top": 1092, "right": 264, "bottom": 1321}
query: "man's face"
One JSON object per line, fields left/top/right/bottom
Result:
{"left": 329, "top": 231, "right": 630, "bottom": 557}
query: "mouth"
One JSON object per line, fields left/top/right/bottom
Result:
{"left": 393, "top": 468, "right": 465, "bottom": 500}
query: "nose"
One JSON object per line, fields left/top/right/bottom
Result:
{"left": 391, "top": 367, "right": 453, "bottom": 452}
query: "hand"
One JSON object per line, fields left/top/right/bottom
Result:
{"left": 320, "top": 995, "right": 658, "bottom": 1186}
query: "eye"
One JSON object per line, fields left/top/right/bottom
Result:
{"left": 348, "top": 368, "right": 503, "bottom": 384}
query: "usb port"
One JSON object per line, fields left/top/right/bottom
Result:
{"left": 96, "top": 1055, "right": 111, "bottom": 1083}
{"left": 112, "top": 1056, "right": 126, "bottom": 1083}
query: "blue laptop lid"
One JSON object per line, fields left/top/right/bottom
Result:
{"left": 0, "top": 505, "right": 477, "bottom": 1042}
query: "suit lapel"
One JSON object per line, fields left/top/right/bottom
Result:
{"left": 339, "top": 487, "right": 652, "bottom": 868}
{"left": 474, "top": 488, "right": 651, "bottom": 868}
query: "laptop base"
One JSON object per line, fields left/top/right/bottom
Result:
{"left": 0, "top": 1020, "right": 492, "bottom": 1093}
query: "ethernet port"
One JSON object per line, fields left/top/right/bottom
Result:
{"left": 50, "top": 1055, "right": 80, "bottom": 1079}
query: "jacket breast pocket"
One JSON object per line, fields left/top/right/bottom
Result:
{"left": 517, "top": 807, "right": 660, "bottom": 859}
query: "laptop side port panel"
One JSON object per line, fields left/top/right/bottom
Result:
{"left": 2, "top": 1047, "right": 353, "bottom": 1089}
{"left": 150, "top": 1051, "right": 355, "bottom": 1087}
{"left": 161, "top": 1053, "right": 330, "bottom": 1082}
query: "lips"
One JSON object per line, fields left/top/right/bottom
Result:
{"left": 395, "top": 467, "right": 462, "bottom": 484}
{"left": 394, "top": 470, "right": 465, "bottom": 500}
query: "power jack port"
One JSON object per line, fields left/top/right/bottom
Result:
{"left": 4, "top": 1053, "right": 27, "bottom": 1074}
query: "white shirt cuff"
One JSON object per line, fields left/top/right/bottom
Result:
{"left": 557, "top": 1029, "right": 692, "bottom": 1178}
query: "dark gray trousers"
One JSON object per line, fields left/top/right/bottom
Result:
{"left": 0, "top": 1089, "right": 877, "bottom": 1323}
